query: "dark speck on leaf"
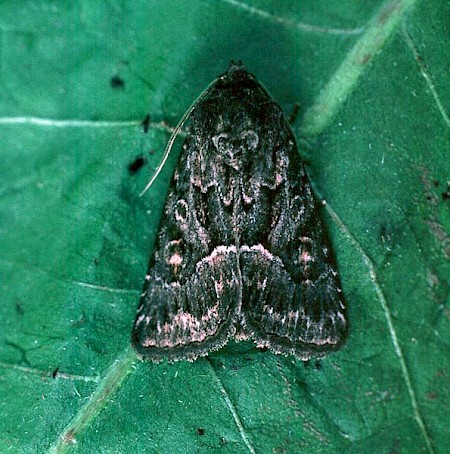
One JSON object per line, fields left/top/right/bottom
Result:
{"left": 52, "top": 367, "right": 60, "bottom": 378}
{"left": 288, "top": 102, "right": 300, "bottom": 124}
{"left": 110, "top": 75, "right": 125, "bottom": 89}
{"left": 128, "top": 156, "right": 146, "bottom": 174}
{"left": 15, "top": 300, "right": 24, "bottom": 316}
{"left": 196, "top": 428, "right": 205, "bottom": 436}
{"left": 142, "top": 114, "right": 151, "bottom": 133}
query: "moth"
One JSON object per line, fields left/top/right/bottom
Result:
{"left": 132, "top": 63, "right": 347, "bottom": 362}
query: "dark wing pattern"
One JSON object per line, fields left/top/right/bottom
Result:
{"left": 132, "top": 137, "right": 241, "bottom": 361}
{"left": 239, "top": 132, "right": 346, "bottom": 359}
{"left": 132, "top": 63, "right": 346, "bottom": 361}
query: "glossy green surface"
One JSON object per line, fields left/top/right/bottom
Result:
{"left": 0, "top": 1, "right": 448, "bottom": 452}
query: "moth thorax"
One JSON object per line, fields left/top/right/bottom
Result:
{"left": 212, "top": 130, "right": 259, "bottom": 170}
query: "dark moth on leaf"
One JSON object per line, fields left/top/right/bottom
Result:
{"left": 132, "top": 63, "right": 347, "bottom": 362}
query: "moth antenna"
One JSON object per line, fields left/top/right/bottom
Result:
{"left": 139, "top": 79, "right": 219, "bottom": 197}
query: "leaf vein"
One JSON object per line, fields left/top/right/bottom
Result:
{"left": 324, "top": 203, "right": 435, "bottom": 454}
{"left": 47, "top": 348, "right": 136, "bottom": 454}
{"left": 220, "top": 0, "right": 364, "bottom": 35}
{"left": 70, "top": 280, "right": 141, "bottom": 295}
{"left": 207, "top": 359, "right": 256, "bottom": 454}
{"left": 0, "top": 116, "right": 177, "bottom": 134}
{"left": 300, "top": 0, "right": 420, "bottom": 137}
{"left": 0, "top": 361, "right": 100, "bottom": 383}
{"left": 402, "top": 25, "right": 450, "bottom": 129}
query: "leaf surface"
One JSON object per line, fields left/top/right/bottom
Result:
{"left": 0, "top": 1, "right": 448, "bottom": 453}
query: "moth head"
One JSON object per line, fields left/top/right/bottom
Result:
{"left": 216, "top": 62, "right": 260, "bottom": 92}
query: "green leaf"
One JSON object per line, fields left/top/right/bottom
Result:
{"left": 0, "top": 1, "right": 448, "bottom": 453}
